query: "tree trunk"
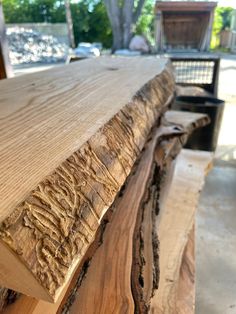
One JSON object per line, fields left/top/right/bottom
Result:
{"left": 65, "top": 0, "right": 75, "bottom": 48}
{"left": 111, "top": 21, "right": 123, "bottom": 51}
{"left": 104, "top": 0, "right": 146, "bottom": 51}
{"left": 0, "top": 3, "right": 13, "bottom": 79}
{"left": 104, "top": 0, "right": 122, "bottom": 51}
{"left": 122, "top": 0, "right": 133, "bottom": 48}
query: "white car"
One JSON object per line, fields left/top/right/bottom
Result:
{"left": 74, "top": 42, "right": 101, "bottom": 58}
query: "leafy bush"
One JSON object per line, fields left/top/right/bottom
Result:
{"left": 211, "top": 6, "right": 233, "bottom": 49}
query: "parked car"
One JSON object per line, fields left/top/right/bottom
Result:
{"left": 74, "top": 42, "right": 101, "bottom": 58}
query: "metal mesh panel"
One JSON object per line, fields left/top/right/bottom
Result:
{"left": 170, "top": 57, "right": 220, "bottom": 96}
{"left": 172, "top": 60, "right": 215, "bottom": 84}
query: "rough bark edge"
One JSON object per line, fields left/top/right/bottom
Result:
{"left": 59, "top": 111, "right": 209, "bottom": 314}
{"left": 0, "top": 288, "right": 19, "bottom": 312}
{"left": 131, "top": 112, "right": 210, "bottom": 314}
{"left": 131, "top": 164, "right": 161, "bottom": 314}
{"left": 0, "top": 67, "right": 175, "bottom": 301}
{"left": 0, "top": 111, "right": 209, "bottom": 313}
{"left": 59, "top": 123, "right": 184, "bottom": 313}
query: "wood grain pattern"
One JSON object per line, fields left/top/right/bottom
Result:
{"left": 176, "top": 224, "right": 195, "bottom": 314}
{"left": 1, "top": 111, "right": 209, "bottom": 314}
{"left": 1, "top": 57, "right": 171, "bottom": 221}
{"left": 58, "top": 112, "right": 209, "bottom": 314}
{"left": 0, "top": 57, "right": 175, "bottom": 301}
{"left": 165, "top": 110, "right": 210, "bottom": 134}
{"left": 150, "top": 149, "right": 212, "bottom": 314}
{"left": 65, "top": 125, "right": 178, "bottom": 314}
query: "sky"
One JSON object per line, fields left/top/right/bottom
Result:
{"left": 218, "top": 0, "right": 236, "bottom": 8}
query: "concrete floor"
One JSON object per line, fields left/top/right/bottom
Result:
{"left": 196, "top": 164, "right": 236, "bottom": 314}
{"left": 196, "top": 57, "right": 236, "bottom": 314}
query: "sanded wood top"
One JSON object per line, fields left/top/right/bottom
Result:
{"left": 0, "top": 56, "right": 168, "bottom": 221}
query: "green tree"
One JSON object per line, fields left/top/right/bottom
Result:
{"left": 135, "top": 0, "right": 154, "bottom": 44}
{"left": 70, "top": 1, "right": 112, "bottom": 47}
{"left": 211, "top": 6, "right": 233, "bottom": 49}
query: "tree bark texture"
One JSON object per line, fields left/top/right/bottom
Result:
{"left": 104, "top": 0, "right": 146, "bottom": 51}
{"left": 58, "top": 111, "right": 210, "bottom": 314}
{"left": 65, "top": 0, "right": 75, "bottom": 48}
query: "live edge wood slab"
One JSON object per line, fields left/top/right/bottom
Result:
{"left": 0, "top": 56, "right": 175, "bottom": 302}
{"left": 1, "top": 110, "right": 210, "bottom": 314}
{"left": 62, "top": 114, "right": 209, "bottom": 314}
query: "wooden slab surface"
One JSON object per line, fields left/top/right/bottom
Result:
{"left": 67, "top": 126, "right": 160, "bottom": 314}
{"left": 176, "top": 224, "right": 195, "bottom": 314}
{"left": 150, "top": 149, "right": 213, "bottom": 313}
{"left": 0, "top": 56, "right": 169, "bottom": 221}
{"left": 58, "top": 114, "right": 209, "bottom": 314}
{"left": 1, "top": 111, "right": 210, "bottom": 313}
{"left": 63, "top": 124, "right": 182, "bottom": 314}
{"left": 0, "top": 57, "right": 175, "bottom": 301}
